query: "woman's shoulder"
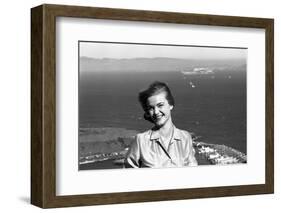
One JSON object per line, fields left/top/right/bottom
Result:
{"left": 136, "top": 129, "right": 152, "bottom": 141}
{"left": 174, "top": 127, "right": 193, "bottom": 140}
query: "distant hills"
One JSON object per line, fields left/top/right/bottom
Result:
{"left": 80, "top": 57, "right": 246, "bottom": 73}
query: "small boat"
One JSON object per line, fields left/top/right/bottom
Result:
{"left": 189, "top": 81, "right": 196, "bottom": 88}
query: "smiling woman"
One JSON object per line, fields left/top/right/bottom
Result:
{"left": 124, "top": 81, "right": 198, "bottom": 168}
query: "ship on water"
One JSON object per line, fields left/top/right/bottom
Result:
{"left": 181, "top": 67, "right": 214, "bottom": 75}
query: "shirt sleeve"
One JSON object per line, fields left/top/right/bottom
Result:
{"left": 184, "top": 133, "right": 198, "bottom": 166}
{"left": 124, "top": 135, "right": 141, "bottom": 168}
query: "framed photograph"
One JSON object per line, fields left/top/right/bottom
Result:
{"left": 31, "top": 4, "right": 274, "bottom": 208}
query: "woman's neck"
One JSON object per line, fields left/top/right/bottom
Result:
{"left": 157, "top": 119, "right": 174, "bottom": 138}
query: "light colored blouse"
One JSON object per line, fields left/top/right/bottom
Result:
{"left": 125, "top": 126, "right": 198, "bottom": 168}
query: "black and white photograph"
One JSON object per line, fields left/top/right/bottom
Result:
{"left": 28, "top": 2, "right": 274, "bottom": 209}
{"left": 78, "top": 41, "right": 247, "bottom": 170}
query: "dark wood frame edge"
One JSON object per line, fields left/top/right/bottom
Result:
{"left": 31, "top": 4, "right": 274, "bottom": 208}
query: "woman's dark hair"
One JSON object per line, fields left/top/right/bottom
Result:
{"left": 138, "top": 81, "right": 175, "bottom": 112}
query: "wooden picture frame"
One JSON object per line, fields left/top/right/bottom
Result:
{"left": 31, "top": 4, "right": 274, "bottom": 208}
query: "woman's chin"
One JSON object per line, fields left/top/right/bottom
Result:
{"left": 153, "top": 117, "right": 172, "bottom": 128}
{"left": 153, "top": 120, "right": 164, "bottom": 128}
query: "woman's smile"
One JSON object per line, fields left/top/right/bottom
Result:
{"left": 153, "top": 115, "right": 164, "bottom": 123}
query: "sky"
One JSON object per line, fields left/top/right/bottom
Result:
{"left": 79, "top": 41, "right": 247, "bottom": 60}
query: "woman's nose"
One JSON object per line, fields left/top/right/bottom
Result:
{"left": 154, "top": 107, "right": 160, "bottom": 115}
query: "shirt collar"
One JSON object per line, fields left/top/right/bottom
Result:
{"left": 149, "top": 126, "right": 182, "bottom": 141}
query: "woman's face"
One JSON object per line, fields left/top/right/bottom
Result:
{"left": 146, "top": 91, "right": 173, "bottom": 127}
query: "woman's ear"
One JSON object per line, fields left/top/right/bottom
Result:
{"left": 170, "top": 105, "right": 174, "bottom": 110}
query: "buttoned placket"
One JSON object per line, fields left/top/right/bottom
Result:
{"left": 155, "top": 137, "right": 178, "bottom": 165}
{"left": 156, "top": 139, "right": 172, "bottom": 160}
{"left": 150, "top": 127, "right": 182, "bottom": 165}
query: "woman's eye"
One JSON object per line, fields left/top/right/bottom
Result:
{"left": 158, "top": 104, "right": 164, "bottom": 107}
